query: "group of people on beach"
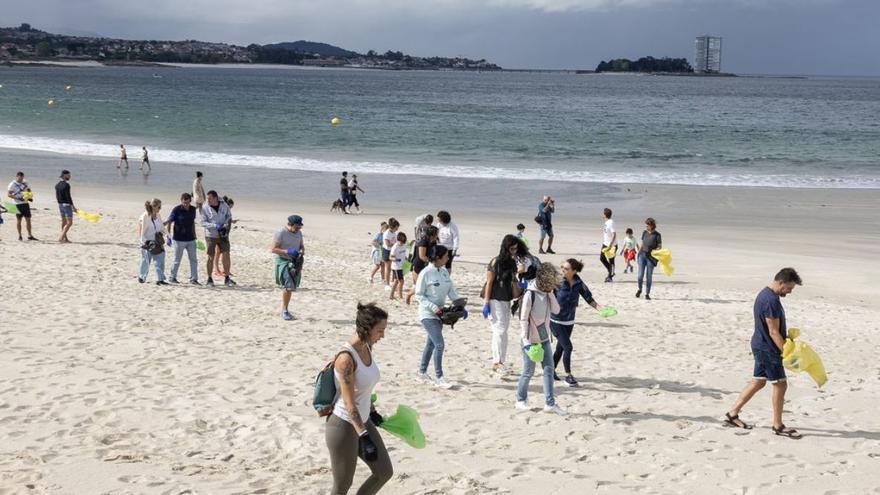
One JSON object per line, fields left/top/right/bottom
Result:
{"left": 117, "top": 144, "right": 151, "bottom": 175}
{"left": 136, "top": 171, "right": 239, "bottom": 288}
{"left": 2, "top": 168, "right": 808, "bottom": 495}
{"left": 337, "top": 171, "right": 364, "bottom": 214}
{"left": 2, "top": 170, "right": 76, "bottom": 243}
{"left": 322, "top": 195, "right": 806, "bottom": 494}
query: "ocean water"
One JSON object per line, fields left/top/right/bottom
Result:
{"left": 1, "top": 65, "right": 879, "bottom": 188}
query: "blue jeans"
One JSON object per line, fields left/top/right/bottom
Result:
{"left": 419, "top": 318, "right": 445, "bottom": 379}
{"left": 637, "top": 251, "right": 655, "bottom": 294}
{"left": 171, "top": 240, "right": 198, "bottom": 281}
{"left": 516, "top": 340, "right": 555, "bottom": 406}
{"left": 139, "top": 248, "right": 166, "bottom": 282}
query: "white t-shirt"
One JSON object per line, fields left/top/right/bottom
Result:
{"left": 7, "top": 180, "right": 28, "bottom": 205}
{"left": 139, "top": 212, "right": 163, "bottom": 243}
{"left": 390, "top": 243, "right": 407, "bottom": 270}
{"left": 383, "top": 229, "right": 397, "bottom": 250}
{"left": 332, "top": 343, "right": 380, "bottom": 425}
{"left": 603, "top": 219, "right": 616, "bottom": 246}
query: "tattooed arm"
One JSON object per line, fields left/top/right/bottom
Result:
{"left": 335, "top": 352, "right": 365, "bottom": 435}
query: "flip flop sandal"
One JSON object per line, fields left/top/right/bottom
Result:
{"left": 723, "top": 412, "right": 753, "bottom": 429}
{"left": 771, "top": 424, "right": 803, "bottom": 439}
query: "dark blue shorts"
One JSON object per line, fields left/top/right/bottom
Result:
{"left": 752, "top": 348, "right": 786, "bottom": 382}
{"left": 381, "top": 248, "right": 391, "bottom": 261}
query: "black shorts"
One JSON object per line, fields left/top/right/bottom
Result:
{"left": 206, "top": 236, "right": 230, "bottom": 254}
{"left": 15, "top": 203, "right": 31, "bottom": 218}
{"left": 444, "top": 252, "right": 455, "bottom": 270}
{"left": 392, "top": 269, "right": 404, "bottom": 281}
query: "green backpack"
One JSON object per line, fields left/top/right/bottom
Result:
{"left": 313, "top": 350, "right": 356, "bottom": 417}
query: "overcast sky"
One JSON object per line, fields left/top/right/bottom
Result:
{"left": 6, "top": 0, "right": 879, "bottom": 75}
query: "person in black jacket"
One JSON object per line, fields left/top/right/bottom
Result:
{"left": 55, "top": 170, "right": 77, "bottom": 243}
{"left": 550, "top": 258, "right": 604, "bottom": 387}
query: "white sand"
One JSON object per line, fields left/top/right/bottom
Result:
{"left": 1, "top": 184, "right": 879, "bottom": 494}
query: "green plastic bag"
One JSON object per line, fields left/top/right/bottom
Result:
{"left": 598, "top": 306, "right": 618, "bottom": 318}
{"left": 2, "top": 202, "right": 20, "bottom": 215}
{"left": 196, "top": 239, "right": 206, "bottom": 251}
{"left": 527, "top": 343, "right": 544, "bottom": 363}
{"left": 401, "top": 260, "right": 412, "bottom": 276}
{"left": 379, "top": 405, "right": 426, "bottom": 449}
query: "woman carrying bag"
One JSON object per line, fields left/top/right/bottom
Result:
{"left": 515, "top": 261, "right": 565, "bottom": 415}
{"left": 326, "top": 303, "right": 393, "bottom": 495}
{"left": 137, "top": 198, "right": 168, "bottom": 285}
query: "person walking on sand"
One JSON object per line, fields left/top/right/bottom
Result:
{"left": 482, "top": 235, "right": 524, "bottom": 375}
{"left": 369, "top": 222, "right": 388, "bottom": 285}
{"left": 339, "top": 171, "right": 351, "bottom": 214}
{"left": 137, "top": 198, "right": 168, "bottom": 285}
{"left": 193, "top": 171, "right": 206, "bottom": 210}
{"left": 140, "top": 146, "right": 151, "bottom": 173}
{"left": 325, "top": 303, "right": 393, "bottom": 495}
{"left": 382, "top": 218, "right": 400, "bottom": 291}
{"left": 271, "top": 215, "right": 305, "bottom": 321}
{"left": 636, "top": 217, "right": 661, "bottom": 300}
{"left": 405, "top": 225, "right": 438, "bottom": 305}
{"left": 348, "top": 174, "right": 364, "bottom": 214}
{"left": 724, "top": 268, "right": 803, "bottom": 439}
{"left": 537, "top": 196, "right": 555, "bottom": 254}
{"left": 389, "top": 232, "right": 408, "bottom": 301}
{"left": 55, "top": 170, "right": 76, "bottom": 243}
{"left": 118, "top": 144, "right": 129, "bottom": 171}
{"left": 599, "top": 208, "right": 617, "bottom": 282}
{"left": 212, "top": 196, "right": 237, "bottom": 278}
{"left": 7, "top": 171, "right": 37, "bottom": 241}
{"left": 415, "top": 245, "right": 464, "bottom": 389}
{"left": 551, "top": 258, "right": 604, "bottom": 387}
{"left": 166, "top": 192, "right": 200, "bottom": 285}
{"left": 200, "top": 190, "right": 235, "bottom": 287}
{"left": 515, "top": 261, "right": 565, "bottom": 415}
{"left": 435, "top": 210, "right": 460, "bottom": 273}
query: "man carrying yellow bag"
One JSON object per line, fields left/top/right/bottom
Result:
{"left": 724, "top": 268, "right": 804, "bottom": 439}
{"left": 782, "top": 328, "right": 827, "bottom": 387}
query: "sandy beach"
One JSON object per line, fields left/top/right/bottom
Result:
{"left": 1, "top": 166, "right": 879, "bottom": 494}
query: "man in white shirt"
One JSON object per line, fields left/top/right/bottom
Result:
{"left": 600, "top": 207, "right": 617, "bottom": 282}
{"left": 347, "top": 174, "right": 364, "bottom": 214}
{"left": 7, "top": 171, "right": 37, "bottom": 241}
{"left": 435, "top": 210, "right": 460, "bottom": 272}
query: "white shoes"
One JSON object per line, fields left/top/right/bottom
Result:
{"left": 416, "top": 372, "right": 431, "bottom": 383}
{"left": 543, "top": 404, "right": 567, "bottom": 416}
{"left": 434, "top": 376, "right": 456, "bottom": 389}
{"left": 384, "top": 284, "right": 392, "bottom": 291}
{"left": 515, "top": 401, "right": 529, "bottom": 411}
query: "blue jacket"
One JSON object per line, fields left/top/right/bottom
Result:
{"left": 550, "top": 275, "right": 594, "bottom": 324}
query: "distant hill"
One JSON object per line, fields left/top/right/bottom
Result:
{"left": 263, "top": 41, "right": 358, "bottom": 58}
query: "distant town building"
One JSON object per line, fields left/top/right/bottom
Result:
{"left": 694, "top": 35, "right": 722, "bottom": 73}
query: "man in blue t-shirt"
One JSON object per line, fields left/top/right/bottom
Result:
{"left": 724, "top": 268, "right": 803, "bottom": 439}
{"left": 537, "top": 196, "right": 555, "bottom": 255}
{"left": 166, "top": 192, "right": 199, "bottom": 285}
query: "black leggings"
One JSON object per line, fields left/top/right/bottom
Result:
{"left": 551, "top": 322, "right": 574, "bottom": 373}
{"left": 600, "top": 245, "right": 615, "bottom": 277}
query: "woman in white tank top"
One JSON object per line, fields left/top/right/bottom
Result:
{"left": 325, "top": 303, "right": 393, "bottom": 495}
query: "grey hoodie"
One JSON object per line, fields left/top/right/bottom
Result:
{"left": 200, "top": 201, "right": 231, "bottom": 239}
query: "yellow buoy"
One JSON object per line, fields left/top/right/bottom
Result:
{"left": 330, "top": 117, "right": 340, "bottom": 126}
{"left": 48, "top": 99, "right": 55, "bottom": 106}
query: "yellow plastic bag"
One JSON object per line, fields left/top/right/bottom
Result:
{"left": 602, "top": 246, "right": 616, "bottom": 259}
{"left": 76, "top": 209, "right": 101, "bottom": 222}
{"left": 650, "top": 248, "right": 674, "bottom": 276}
{"left": 782, "top": 327, "right": 827, "bottom": 387}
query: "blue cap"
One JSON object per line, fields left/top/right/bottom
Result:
{"left": 288, "top": 214, "right": 303, "bottom": 226}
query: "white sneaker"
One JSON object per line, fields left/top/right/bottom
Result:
{"left": 416, "top": 372, "right": 431, "bottom": 383}
{"left": 384, "top": 285, "right": 392, "bottom": 291}
{"left": 515, "top": 400, "right": 529, "bottom": 411}
{"left": 543, "top": 404, "right": 567, "bottom": 416}
{"left": 434, "top": 376, "right": 456, "bottom": 389}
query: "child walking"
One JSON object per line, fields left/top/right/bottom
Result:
{"left": 622, "top": 228, "right": 637, "bottom": 274}
{"left": 382, "top": 218, "right": 400, "bottom": 290}
{"left": 389, "top": 232, "right": 408, "bottom": 300}
{"left": 370, "top": 222, "right": 388, "bottom": 284}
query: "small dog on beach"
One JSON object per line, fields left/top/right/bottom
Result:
{"left": 331, "top": 199, "right": 345, "bottom": 213}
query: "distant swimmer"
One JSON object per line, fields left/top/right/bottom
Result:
{"left": 118, "top": 144, "right": 129, "bottom": 171}
{"left": 140, "top": 146, "right": 151, "bottom": 173}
